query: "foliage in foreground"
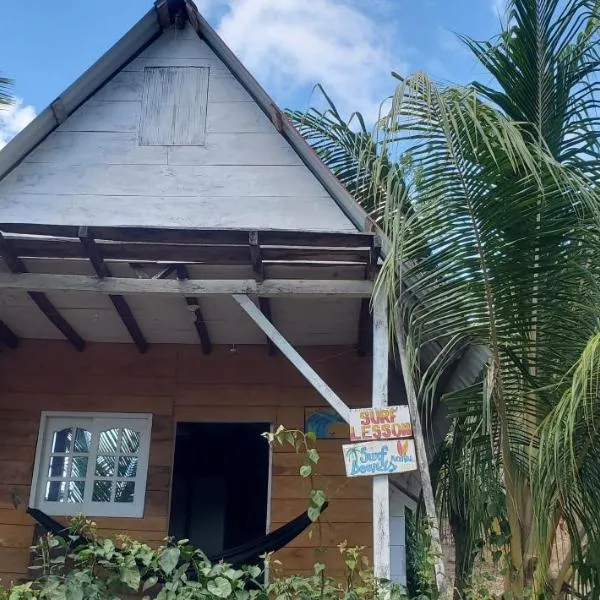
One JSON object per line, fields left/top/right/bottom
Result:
{"left": 0, "top": 520, "right": 408, "bottom": 600}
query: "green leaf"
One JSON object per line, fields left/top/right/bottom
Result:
{"left": 159, "top": 546, "right": 180, "bottom": 575}
{"left": 307, "top": 506, "right": 321, "bottom": 522}
{"left": 310, "top": 489, "right": 326, "bottom": 508}
{"left": 307, "top": 448, "right": 319, "bottom": 464}
{"left": 207, "top": 576, "right": 233, "bottom": 598}
{"left": 305, "top": 431, "right": 317, "bottom": 442}
{"left": 120, "top": 566, "right": 141, "bottom": 591}
{"left": 142, "top": 576, "right": 159, "bottom": 592}
{"left": 299, "top": 465, "right": 312, "bottom": 478}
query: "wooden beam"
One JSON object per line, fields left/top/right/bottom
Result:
{"left": 233, "top": 293, "right": 351, "bottom": 422}
{"left": 394, "top": 310, "right": 446, "bottom": 594}
{"left": 357, "top": 298, "right": 372, "bottom": 356}
{"left": 372, "top": 290, "right": 391, "bottom": 580}
{"left": 258, "top": 297, "right": 277, "bottom": 356}
{"left": 0, "top": 223, "right": 375, "bottom": 248}
{"left": 78, "top": 227, "right": 148, "bottom": 354}
{"left": 249, "top": 231, "right": 264, "bottom": 281}
{"left": 9, "top": 236, "right": 369, "bottom": 265}
{"left": 0, "top": 273, "right": 374, "bottom": 298}
{"left": 0, "top": 319, "right": 19, "bottom": 349}
{"left": 176, "top": 265, "right": 212, "bottom": 355}
{"left": 0, "top": 233, "right": 85, "bottom": 351}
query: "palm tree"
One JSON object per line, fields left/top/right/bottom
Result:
{"left": 0, "top": 75, "right": 11, "bottom": 107}
{"left": 288, "top": 0, "right": 600, "bottom": 597}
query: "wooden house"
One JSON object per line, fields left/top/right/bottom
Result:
{"left": 0, "top": 0, "right": 482, "bottom": 588}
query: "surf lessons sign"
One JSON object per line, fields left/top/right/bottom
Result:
{"left": 349, "top": 406, "right": 412, "bottom": 442}
{"left": 342, "top": 439, "right": 418, "bottom": 477}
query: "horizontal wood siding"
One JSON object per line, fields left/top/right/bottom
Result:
{"left": 0, "top": 341, "right": 372, "bottom": 583}
{"left": 0, "top": 27, "right": 354, "bottom": 233}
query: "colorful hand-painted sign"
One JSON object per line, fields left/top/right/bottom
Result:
{"left": 342, "top": 439, "right": 417, "bottom": 477}
{"left": 349, "top": 406, "right": 412, "bottom": 441}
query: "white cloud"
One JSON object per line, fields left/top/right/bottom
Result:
{"left": 215, "top": 0, "right": 406, "bottom": 121}
{"left": 0, "top": 98, "right": 36, "bottom": 150}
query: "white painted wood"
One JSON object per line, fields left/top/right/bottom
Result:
{"left": 140, "top": 67, "right": 209, "bottom": 145}
{"left": 91, "top": 72, "right": 252, "bottom": 104}
{"left": 0, "top": 273, "right": 373, "bottom": 298}
{"left": 30, "top": 412, "right": 152, "bottom": 518}
{"left": 0, "top": 163, "right": 329, "bottom": 197}
{"left": 206, "top": 102, "right": 274, "bottom": 133}
{"left": 390, "top": 483, "right": 411, "bottom": 586}
{"left": 138, "top": 30, "right": 219, "bottom": 60}
{"left": 24, "top": 132, "right": 168, "bottom": 166}
{"left": 167, "top": 133, "right": 302, "bottom": 166}
{"left": 394, "top": 315, "right": 446, "bottom": 594}
{"left": 0, "top": 194, "right": 355, "bottom": 231}
{"left": 371, "top": 290, "right": 391, "bottom": 580}
{"left": 93, "top": 71, "right": 145, "bottom": 102}
{"left": 208, "top": 75, "right": 254, "bottom": 103}
{"left": 57, "top": 101, "right": 141, "bottom": 133}
{"left": 268, "top": 298, "right": 359, "bottom": 346}
{"left": 123, "top": 57, "right": 227, "bottom": 73}
{"left": 232, "top": 293, "right": 352, "bottom": 422}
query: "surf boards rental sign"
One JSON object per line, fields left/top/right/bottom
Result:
{"left": 349, "top": 406, "right": 412, "bottom": 441}
{"left": 342, "top": 439, "right": 418, "bottom": 477}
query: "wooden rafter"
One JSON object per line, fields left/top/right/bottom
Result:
{"left": 176, "top": 265, "right": 212, "bottom": 355}
{"left": 78, "top": 227, "right": 148, "bottom": 353}
{"left": 0, "top": 233, "right": 85, "bottom": 351}
{"left": 0, "top": 319, "right": 19, "bottom": 349}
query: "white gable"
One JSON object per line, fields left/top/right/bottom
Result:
{"left": 0, "top": 26, "right": 356, "bottom": 233}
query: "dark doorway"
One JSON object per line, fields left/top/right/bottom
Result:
{"left": 169, "top": 422, "right": 271, "bottom": 558}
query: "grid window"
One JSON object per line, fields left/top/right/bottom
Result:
{"left": 31, "top": 413, "right": 152, "bottom": 518}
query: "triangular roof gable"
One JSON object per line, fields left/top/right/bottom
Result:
{"left": 0, "top": 0, "right": 370, "bottom": 233}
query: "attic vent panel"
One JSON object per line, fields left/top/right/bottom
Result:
{"left": 139, "top": 67, "right": 209, "bottom": 145}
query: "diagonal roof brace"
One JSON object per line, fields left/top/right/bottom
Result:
{"left": 233, "top": 293, "right": 351, "bottom": 423}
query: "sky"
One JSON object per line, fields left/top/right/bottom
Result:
{"left": 0, "top": 0, "right": 506, "bottom": 149}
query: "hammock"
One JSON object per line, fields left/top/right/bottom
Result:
{"left": 27, "top": 503, "right": 327, "bottom": 567}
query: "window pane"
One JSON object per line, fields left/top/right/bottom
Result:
{"left": 92, "top": 480, "right": 113, "bottom": 502}
{"left": 98, "top": 429, "right": 119, "bottom": 454}
{"left": 74, "top": 429, "right": 91, "bottom": 453}
{"left": 115, "top": 481, "right": 135, "bottom": 503}
{"left": 95, "top": 455, "right": 115, "bottom": 477}
{"left": 71, "top": 457, "right": 88, "bottom": 478}
{"left": 48, "top": 456, "right": 68, "bottom": 478}
{"left": 68, "top": 481, "right": 85, "bottom": 503}
{"left": 117, "top": 456, "right": 138, "bottom": 477}
{"left": 120, "top": 429, "right": 141, "bottom": 454}
{"left": 44, "top": 481, "right": 85, "bottom": 503}
{"left": 45, "top": 480, "right": 65, "bottom": 502}
{"left": 51, "top": 428, "right": 72, "bottom": 453}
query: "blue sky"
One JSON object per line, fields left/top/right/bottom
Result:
{"left": 0, "top": 0, "right": 505, "bottom": 147}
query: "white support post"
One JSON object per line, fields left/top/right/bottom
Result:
{"left": 232, "top": 294, "right": 351, "bottom": 423}
{"left": 372, "top": 290, "right": 391, "bottom": 580}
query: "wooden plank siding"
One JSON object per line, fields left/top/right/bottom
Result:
{"left": 0, "top": 28, "right": 355, "bottom": 233}
{"left": 0, "top": 341, "right": 372, "bottom": 583}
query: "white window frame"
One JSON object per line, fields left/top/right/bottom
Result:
{"left": 30, "top": 412, "right": 152, "bottom": 518}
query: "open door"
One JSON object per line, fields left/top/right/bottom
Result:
{"left": 169, "top": 422, "right": 271, "bottom": 561}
